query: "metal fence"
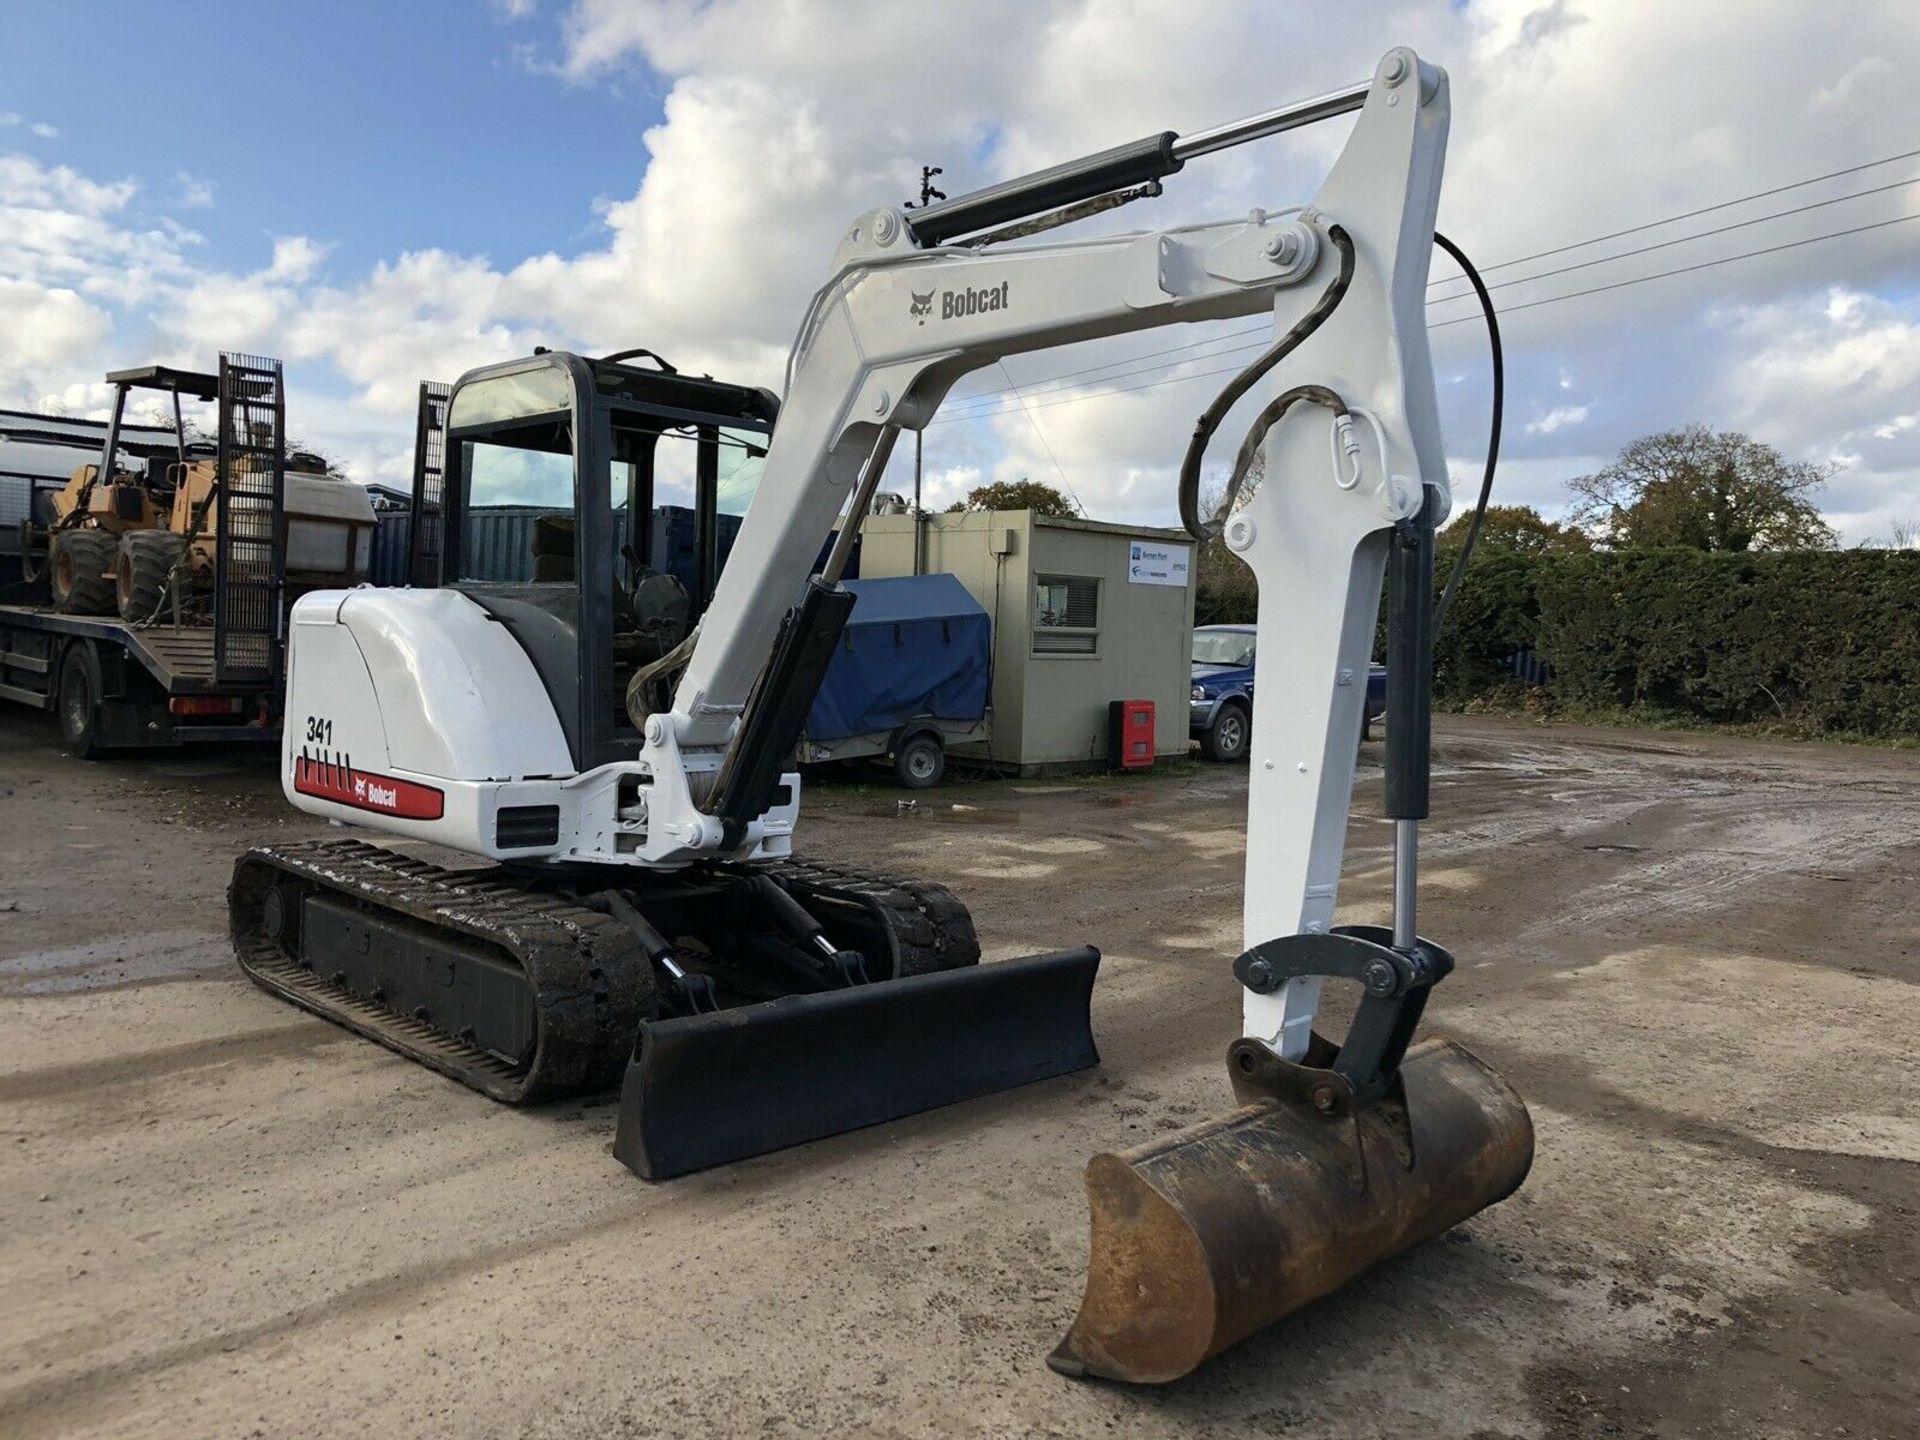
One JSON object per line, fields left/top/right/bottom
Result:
{"left": 369, "top": 511, "right": 414, "bottom": 587}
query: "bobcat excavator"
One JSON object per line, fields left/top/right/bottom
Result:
{"left": 230, "top": 48, "right": 1531, "bottom": 1383}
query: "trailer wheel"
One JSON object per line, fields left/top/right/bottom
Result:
{"left": 50, "top": 530, "right": 117, "bottom": 615}
{"left": 893, "top": 732, "right": 946, "bottom": 789}
{"left": 57, "top": 642, "right": 102, "bottom": 759}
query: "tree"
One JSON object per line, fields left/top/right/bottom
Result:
{"left": 1859, "top": 516, "right": 1920, "bottom": 550}
{"left": 946, "top": 478, "right": 1079, "bottom": 517}
{"left": 1568, "top": 426, "right": 1834, "bottom": 551}
{"left": 286, "top": 439, "right": 350, "bottom": 477}
{"left": 1439, "top": 504, "right": 1591, "bottom": 558}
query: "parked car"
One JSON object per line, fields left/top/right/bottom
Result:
{"left": 1190, "top": 623, "right": 1387, "bottom": 762}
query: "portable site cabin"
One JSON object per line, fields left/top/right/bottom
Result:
{"left": 859, "top": 510, "right": 1195, "bottom": 774}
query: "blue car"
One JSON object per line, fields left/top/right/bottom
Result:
{"left": 1190, "top": 623, "right": 1387, "bottom": 762}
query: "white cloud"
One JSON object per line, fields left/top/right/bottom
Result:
{"left": 1712, "top": 284, "right": 1920, "bottom": 542}
{"left": 29, "top": 122, "right": 59, "bottom": 140}
{"left": 173, "top": 170, "right": 217, "bottom": 209}
{"left": 5, "top": 0, "right": 1920, "bottom": 543}
{"left": 0, "top": 278, "right": 112, "bottom": 392}
{"left": 1808, "top": 57, "right": 1894, "bottom": 115}
{"left": 1527, "top": 403, "right": 1592, "bottom": 436}
{"left": 267, "top": 235, "right": 328, "bottom": 282}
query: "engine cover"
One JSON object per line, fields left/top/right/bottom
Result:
{"left": 282, "top": 588, "right": 575, "bottom": 857}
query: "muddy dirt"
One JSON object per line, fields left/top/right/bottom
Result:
{"left": 0, "top": 712, "right": 1913, "bottom": 1438}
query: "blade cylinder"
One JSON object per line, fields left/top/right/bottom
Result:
{"left": 1049, "top": 1035, "right": 1532, "bottom": 1383}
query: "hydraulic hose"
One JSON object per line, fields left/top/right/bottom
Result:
{"left": 1178, "top": 224, "right": 1356, "bottom": 540}
{"left": 1430, "top": 231, "right": 1503, "bottom": 631}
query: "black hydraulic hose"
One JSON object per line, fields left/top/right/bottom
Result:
{"left": 1178, "top": 224, "right": 1355, "bottom": 540}
{"left": 1430, "top": 231, "right": 1503, "bottom": 631}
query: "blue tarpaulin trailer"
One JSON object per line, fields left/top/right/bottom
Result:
{"left": 800, "top": 573, "right": 991, "bottom": 788}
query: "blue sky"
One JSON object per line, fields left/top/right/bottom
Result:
{"left": 3, "top": 2, "right": 1918, "bottom": 540}
{"left": 0, "top": 2, "right": 660, "bottom": 274}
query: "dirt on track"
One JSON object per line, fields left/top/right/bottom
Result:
{"left": 0, "top": 711, "right": 1914, "bottom": 1439}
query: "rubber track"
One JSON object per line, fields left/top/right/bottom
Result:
{"left": 753, "top": 856, "right": 981, "bottom": 978}
{"left": 230, "top": 838, "right": 652, "bottom": 1104}
{"left": 232, "top": 839, "right": 983, "bottom": 1105}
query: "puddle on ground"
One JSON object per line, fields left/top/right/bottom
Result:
{"left": 854, "top": 800, "right": 1028, "bottom": 825}
{"left": 145, "top": 761, "right": 244, "bottom": 779}
{"left": 0, "top": 928, "right": 224, "bottom": 995}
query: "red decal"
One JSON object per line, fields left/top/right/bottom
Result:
{"left": 294, "top": 754, "right": 444, "bottom": 820}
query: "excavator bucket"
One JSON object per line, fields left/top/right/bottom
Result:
{"left": 1048, "top": 1035, "right": 1532, "bottom": 1384}
{"left": 615, "top": 946, "right": 1101, "bottom": 1179}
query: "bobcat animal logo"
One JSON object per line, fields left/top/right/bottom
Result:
{"left": 909, "top": 289, "right": 935, "bottom": 323}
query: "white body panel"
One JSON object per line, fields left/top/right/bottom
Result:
{"left": 280, "top": 587, "right": 805, "bottom": 863}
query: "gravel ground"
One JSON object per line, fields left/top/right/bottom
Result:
{"left": 0, "top": 710, "right": 1914, "bottom": 1439}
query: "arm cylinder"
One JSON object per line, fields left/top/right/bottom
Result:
{"left": 1385, "top": 489, "right": 1437, "bottom": 950}
{"left": 1383, "top": 491, "right": 1436, "bottom": 822}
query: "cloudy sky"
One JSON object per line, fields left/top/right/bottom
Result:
{"left": 3, "top": 0, "right": 1917, "bottom": 541}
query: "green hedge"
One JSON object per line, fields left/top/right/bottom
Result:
{"left": 1437, "top": 548, "right": 1920, "bottom": 736}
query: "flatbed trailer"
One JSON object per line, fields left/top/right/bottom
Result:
{"left": 0, "top": 604, "right": 278, "bottom": 755}
{"left": 0, "top": 353, "right": 310, "bottom": 757}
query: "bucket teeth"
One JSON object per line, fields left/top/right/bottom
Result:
{"left": 1050, "top": 1036, "right": 1533, "bottom": 1384}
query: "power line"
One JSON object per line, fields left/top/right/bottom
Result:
{"left": 950, "top": 323, "right": 1276, "bottom": 408}
{"left": 940, "top": 148, "right": 1920, "bottom": 418}
{"left": 928, "top": 207, "right": 1920, "bottom": 424}
{"left": 1427, "top": 206, "right": 1920, "bottom": 329}
{"left": 1428, "top": 144, "right": 1920, "bottom": 290}
{"left": 1427, "top": 171, "right": 1920, "bottom": 308}
{"left": 994, "top": 358, "right": 1085, "bottom": 511}
{"left": 929, "top": 354, "right": 1263, "bottom": 427}
{"left": 941, "top": 329, "right": 1271, "bottom": 416}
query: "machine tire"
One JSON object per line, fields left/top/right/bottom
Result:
{"left": 1200, "top": 701, "right": 1249, "bottom": 763}
{"left": 57, "top": 642, "right": 102, "bottom": 759}
{"left": 115, "top": 530, "right": 186, "bottom": 622}
{"left": 49, "top": 530, "right": 117, "bottom": 615}
{"left": 893, "top": 732, "right": 946, "bottom": 789}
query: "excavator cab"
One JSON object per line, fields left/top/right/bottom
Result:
{"left": 436, "top": 349, "right": 779, "bottom": 768}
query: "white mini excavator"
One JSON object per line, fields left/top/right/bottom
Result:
{"left": 231, "top": 48, "right": 1532, "bottom": 1384}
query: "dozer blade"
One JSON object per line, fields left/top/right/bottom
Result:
{"left": 615, "top": 945, "right": 1100, "bottom": 1179}
{"left": 1048, "top": 1035, "right": 1533, "bottom": 1384}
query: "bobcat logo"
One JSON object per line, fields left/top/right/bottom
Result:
{"left": 909, "top": 289, "right": 935, "bottom": 324}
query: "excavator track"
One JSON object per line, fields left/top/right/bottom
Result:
{"left": 751, "top": 856, "right": 981, "bottom": 979}
{"left": 231, "top": 838, "right": 982, "bottom": 1106}
{"left": 231, "top": 838, "right": 653, "bottom": 1104}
